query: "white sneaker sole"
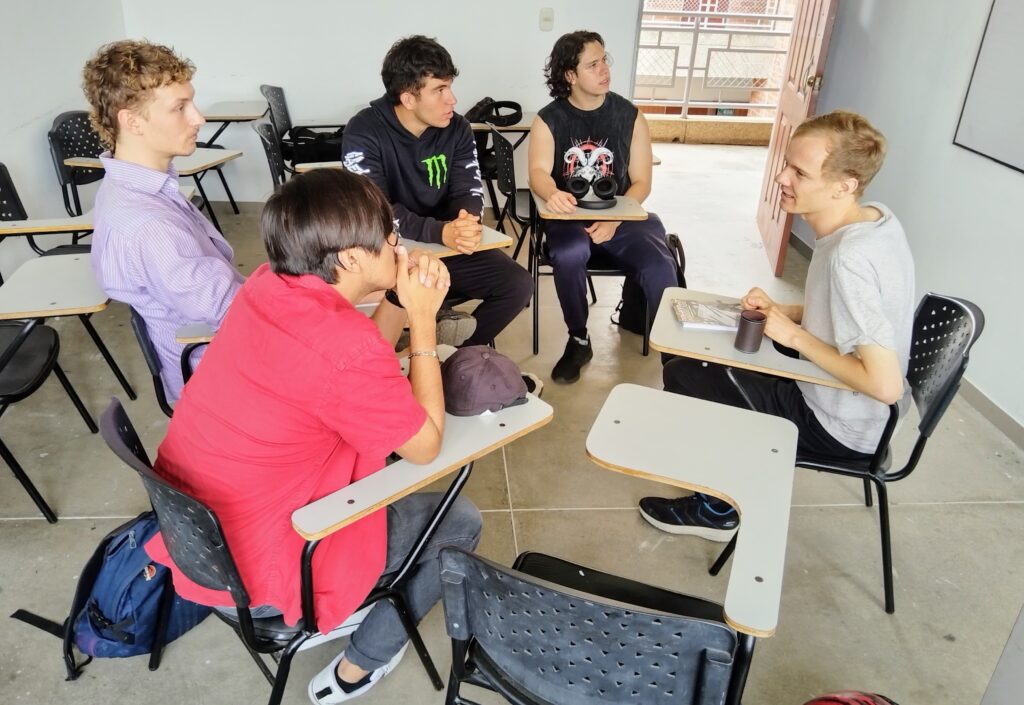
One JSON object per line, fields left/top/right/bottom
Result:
{"left": 639, "top": 508, "right": 738, "bottom": 542}
{"left": 307, "top": 642, "right": 408, "bottom": 704}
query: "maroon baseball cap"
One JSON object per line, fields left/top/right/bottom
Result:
{"left": 441, "top": 346, "right": 528, "bottom": 416}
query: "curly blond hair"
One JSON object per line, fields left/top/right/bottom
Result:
{"left": 793, "top": 110, "right": 887, "bottom": 197}
{"left": 82, "top": 40, "right": 195, "bottom": 149}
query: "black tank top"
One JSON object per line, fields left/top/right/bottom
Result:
{"left": 537, "top": 92, "right": 637, "bottom": 195}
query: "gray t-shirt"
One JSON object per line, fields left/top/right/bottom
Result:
{"left": 797, "top": 202, "right": 915, "bottom": 453}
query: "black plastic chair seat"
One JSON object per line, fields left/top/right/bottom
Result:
{"left": 513, "top": 551, "right": 725, "bottom": 623}
{"left": 798, "top": 445, "right": 893, "bottom": 474}
{"left": 213, "top": 609, "right": 304, "bottom": 644}
{"left": 0, "top": 324, "right": 59, "bottom": 401}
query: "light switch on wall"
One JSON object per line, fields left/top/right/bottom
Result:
{"left": 539, "top": 7, "right": 554, "bottom": 31}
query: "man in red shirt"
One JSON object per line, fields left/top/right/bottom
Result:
{"left": 145, "top": 168, "right": 482, "bottom": 703}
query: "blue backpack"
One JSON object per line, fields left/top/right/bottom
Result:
{"left": 12, "top": 512, "right": 211, "bottom": 677}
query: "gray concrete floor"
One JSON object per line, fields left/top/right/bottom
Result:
{"left": 1, "top": 144, "right": 1021, "bottom": 705}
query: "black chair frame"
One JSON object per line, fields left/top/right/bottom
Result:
{"left": 253, "top": 121, "right": 289, "bottom": 188}
{"left": 193, "top": 142, "right": 240, "bottom": 216}
{"left": 259, "top": 84, "right": 344, "bottom": 173}
{"left": 709, "top": 293, "right": 986, "bottom": 614}
{"left": 529, "top": 215, "right": 686, "bottom": 356}
{"left": 0, "top": 319, "right": 97, "bottom": 522}
{"left": 128, "top": 308, "right": 205, "bottom": 418}
{"left": 0, "top": 163, "right": 93, "bottom": 269}
{"left": 47, "top": 111, "right": 105, "bottom": 218}
{"left": 101, "top": 398, "right": 470, "bottom": 705}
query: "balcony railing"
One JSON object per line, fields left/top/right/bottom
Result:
{"left": 635, "top": 4, "right": 795, "bottom": 118}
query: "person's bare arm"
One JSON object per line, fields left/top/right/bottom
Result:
{"left": 742, "top": 287, "right": 804, "bottom": 323}
{"left": 623, "top": 112, "right": 653, "bottom": 204}
{"left": 392, "top": 249, "right": 450, "bottom": 463}
{"left": 763, "top": 307, "right": 905, "bottom": 404}
{"left": 528, "top": 116, "right": 577, "bottom": 213}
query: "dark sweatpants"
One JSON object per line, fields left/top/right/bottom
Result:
{"left": 662, "top": 356, "right": 871, "bottom": 462}
{"left": 544, "top": 213, "right": 677, "bottom": 339}
{"left": 443, "top": 249, "right": 532, "bottom": 346}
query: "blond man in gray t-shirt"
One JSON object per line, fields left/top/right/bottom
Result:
{"left": 641, "top": 111, "right": 915, "bottom": 541}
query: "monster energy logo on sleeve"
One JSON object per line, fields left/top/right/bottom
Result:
{"left": 422, "top": 154, "right": 448, "bottom": 188}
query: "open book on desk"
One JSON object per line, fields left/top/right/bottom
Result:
{"left": 671, "top": 297, "right": 743, "bottom": 331}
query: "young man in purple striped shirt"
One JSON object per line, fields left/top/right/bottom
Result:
{"left": 83, "top": 40, "right": 244, "bottom": 401}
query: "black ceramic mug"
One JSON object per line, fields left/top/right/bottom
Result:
{"left": 734, "top": 310, "right": 767, "bottom": 353}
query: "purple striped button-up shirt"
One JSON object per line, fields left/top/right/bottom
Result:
{"left": 92, "top": 153, "right": 244, "bottom": 401}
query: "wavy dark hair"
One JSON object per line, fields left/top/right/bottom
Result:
{"left": 381, "top": 35, "right": 459, "bottom": 104}
{"left": 544, "top": 30, "right": 604, "bottom": 99}
{"left": 261, "top": 169, "right": 393, "bottom": 284}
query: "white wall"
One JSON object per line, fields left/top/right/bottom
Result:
{"left": 0, "top": 1, "right": 125, "bottom": 273}
{"left": 120, "top": 0, "right": 643, "bottom": 202}
{"left": 790, "top": 0, "right": 1023, "bottom": 426}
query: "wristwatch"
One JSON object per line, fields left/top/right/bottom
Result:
{"left": 384, "top": 289, "right": 403, "bottom": 308}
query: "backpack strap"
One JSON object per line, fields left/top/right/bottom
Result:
{"left": 10, "top": 609, "right": 65, "bottom": 638}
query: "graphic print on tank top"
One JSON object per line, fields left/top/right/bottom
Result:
{"left": 562, "top": 138, "right": 615, "bottom": 182}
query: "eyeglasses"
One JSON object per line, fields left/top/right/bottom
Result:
{"left": 578, "top": 53, "right": 613, "bottom": 73}
{"left": 385, "top": 231, "right": 400, "bottom": 247}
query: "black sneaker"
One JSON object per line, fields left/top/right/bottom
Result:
{"left": 521, "top": 372, "right": 544, "bottom": 397}
{"left": 638, "top": 494, "right": 738, "bottom": 542}
{"left": 551, "top": 337, "right": 593, "bottom": 384}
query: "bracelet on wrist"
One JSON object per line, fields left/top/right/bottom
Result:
{"left": 409, "top": 350, "right": 439, "bottom": 359}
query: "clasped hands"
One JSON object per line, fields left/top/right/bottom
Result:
{"left": 441, "top": 209, "right": 482, "bottom": 255}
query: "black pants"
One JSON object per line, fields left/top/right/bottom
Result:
{"left": 444, "top": 249, "right": 532, "bottom": 346}
{"left": 663, "top": 357, "right": 872, "bottom": 463}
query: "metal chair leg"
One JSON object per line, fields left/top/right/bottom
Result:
{"left": 214, "top": 168, "right": 240, "bottom": 215}
{"left": 709, "top": 534, "right": 737, "bottom": 576}
{"left": 532, "top": 250, "right": 540, "bottom": 355}
{"left": 193, "top": 174, "right": 223, "bottom": 232}
{"left": 148, "top": 572, "right": 176, "bottom": 671}
{"left": 78, "top": 315, "right": 137, "bottom": 400}
{"left": 863, "top": 478, "right": 873, "bottom": 507}
{"left": 641, "top": 296, "right": 651, "bottom": 356}
{"left": 873, "top": 479, "right": 895, "bottom": 613}
{"left": 0, "top": 437, "right": 57, "bottom": 523}
{"left": 52, "top": 362, "right": 98, "bottom": 433}
{"left": 725, "top": 633, "right": 755, "bottom": 705}
{"left": 587, "top": 275, "right": 597, "bottom": 305}
{"left": 385, "top": 590, "right": 444, "bottom": 690}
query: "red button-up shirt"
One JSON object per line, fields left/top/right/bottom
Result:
{"left": 145, "top": 264, "right": 426, "bottom": 631}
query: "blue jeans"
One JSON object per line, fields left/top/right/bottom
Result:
{"left": 544, "top": 213, "right": 677, "bottom": 339}
{"left": 346, "top": 493, "right": 482, "bottom": 671}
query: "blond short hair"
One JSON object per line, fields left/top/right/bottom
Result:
{"left": 793, "top": 110, "right": 887, "bottom": 197}
{"left": 82, "top": 40, "right": 195, "bottom": 149}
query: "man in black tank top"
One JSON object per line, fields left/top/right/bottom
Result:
{"left": 529, "top": 31, "right": 678, "bottom": 384}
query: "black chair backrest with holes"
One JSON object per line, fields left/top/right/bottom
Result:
{"left": 47, "top": 111, "right": 105, "bottom": 216}
{"left": 253, "top": 121, "right": 288, "bottom": 187}
{"left": 259, "top": 85, "right": 294, "bottom": 142}
{"left": 100, "top": 399, "right": 251, "bottom": 609}
{"left": 441, "top": 548, "right": 736, "bottom": 705}
{"left": 0, "top": 163, "right": 29, "bottom": 221}
{"left": 907, "top": 293, "right": 985, "bottom": 438}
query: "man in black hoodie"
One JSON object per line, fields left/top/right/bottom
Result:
{"left": 342, "top": 35, "right": 532, "bottom": 348}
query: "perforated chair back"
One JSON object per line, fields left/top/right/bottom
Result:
{"left": 489, "top": 128, "right": 519, "bottom": 201}
{"left": 0, "top": 163, "right": 28, "bottom": 221}
{"left": 441, "top": 548, "right": 736, "bottom": 705}
{"left": 906, "top": 293, "right": 984, "bottom": 438}
{"left": 99, "top": 398, "right": 251, "bottom": 608}
{"left": 253, "top": 121, "right": 288, "bottom": 188}
{"left": 47, "top": 111, "right": 105, "bottom": 187}
{"left": 259, "top": 85, "right": 293, "bottom": 141}
{"left": 128, "top": 308, "right": 174, "bottom": 418}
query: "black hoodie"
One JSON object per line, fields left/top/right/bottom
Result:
{"left": 341, "top": 95, "right": 484, "bottom": 244}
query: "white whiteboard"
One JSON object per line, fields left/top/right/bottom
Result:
{"left": 953, "top": 0, "right": 1024, "bottom": 174}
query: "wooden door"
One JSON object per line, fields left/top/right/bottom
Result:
{"left": 756, "top": 0, "right": 839, "bottom": 275}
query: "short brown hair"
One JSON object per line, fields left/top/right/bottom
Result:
{"left": 261, "top": 169, "right": 394, "bottom": 284}
{"left": 793, "top": 110, "right": 887, "bottom": 197}
{"left": 82, "top": 40, "right": 195, "bottom": 149}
